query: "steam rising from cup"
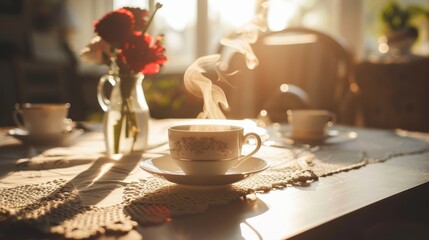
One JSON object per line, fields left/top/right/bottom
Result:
{"left": 183, "top": 0, "right": 268, "bottom": 125}
{"left": 220, "top": 0, "right": 268, "bottom": 70}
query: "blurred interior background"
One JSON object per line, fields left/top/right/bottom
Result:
{"left": 1, "top": 0, "right": 428, "bottom": 131}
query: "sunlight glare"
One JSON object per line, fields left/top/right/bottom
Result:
{"left": 378, "top": 36, "right": 389, "bottom": 54}
{"left": 159, "top": 0, "right": 195, "bottom": 31}
{"left": 268, "top": 0, "right": 300, "bottom": 31}
{"left": 114, "top": 0, "right": 148, "bottom": 9}
{"left": 280, "top": 84, "right": 289, "bottom": 93}
{"left": 212, "top": 0, "right": 256, "bottom": 28}
{"left": 240, "top": 222, "right": 262, "bottom": 240}
{"left": 91, "top": 162, "right": 114, "bottom": 186}
{"left": 263, "top": 33, "right": 317, "bottom": 45}
{"left": 378, "top": 43, "right": 389, "bottom": 53}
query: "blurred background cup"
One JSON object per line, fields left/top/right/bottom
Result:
{"left": 13, "top": 103, "right": 71, "bottom": 135}
{"left": 287, "top": 109, "right": 336, "bottom": 140}
{"left": 168, "top": 124, "right": 262, "bottom": 175}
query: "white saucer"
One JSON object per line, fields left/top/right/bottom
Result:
{"left": 7, "top": 128, "right": 84, "bottom": 146}
{"left": 283, "top": 129, "right": 358, "bottom": 144}
{"left": 139, "top": 155, "right": 269, "bottom": 187}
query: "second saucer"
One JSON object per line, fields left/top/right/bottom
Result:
{"left": 8, "top": 128, "right": 84, "bottom": 146}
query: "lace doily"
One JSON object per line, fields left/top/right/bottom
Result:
{"left": 0, "top": 179, "right": 137, "bottom": 239}
{"left": 1, "top": 138, "right": 428, "bottom": 239}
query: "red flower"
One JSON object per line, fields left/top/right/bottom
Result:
{"left": 119, "top": 32, "right": 167, "bottom": 75}
{"left": 123, "top": 7, "right": 149, "bottom": 32}
{"left": 87, "top": 4, "right": 166, "bottom": 75}
{"left": 94, "top": 8, "right": 135, "bottom": 47}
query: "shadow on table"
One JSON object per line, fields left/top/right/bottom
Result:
{"left": 0, "top": 144, "right": 32, "bottom": 179}
{"left": 0, "top": 143, "right": 96, "bottom": 181}
{"left": 69, "top": 153, "right": 143, "bottom": 205}
{"left": 0, "top": 152, "right": 143, "bottom": 239}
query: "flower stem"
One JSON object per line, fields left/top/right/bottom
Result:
{"left": 142, "top": 2, "right": 163, "bottom": 33}
{"left": 126, "top": 98, "right": 139, "bottom": 152}
{"left": 113, "top": 104, "right": 126, "bottom": 154}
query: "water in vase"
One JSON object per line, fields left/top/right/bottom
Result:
{"left": 103, "top": 109, "right": 149, "bottom": 157}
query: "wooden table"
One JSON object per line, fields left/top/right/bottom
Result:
{"left": 1, "top": 120, "right": 428, "bottom": 239}
{"left": 138, "top": 141, "right": 429, "bottom": 239}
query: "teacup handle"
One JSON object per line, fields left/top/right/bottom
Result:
{"left": 97, "top": 74, "right": 116, "bottom": 112}
{"left": 237, "top": 132, "right": 262, "bottom": 164}
{"left": 13, "top": 108, "right": 26, "bottom": 130}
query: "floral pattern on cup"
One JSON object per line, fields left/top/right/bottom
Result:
{"left": 172, "top": 136, "right": 228, "bottom": 158}
{"left": 168, "top": 124, "right": 262, "bottom": 175}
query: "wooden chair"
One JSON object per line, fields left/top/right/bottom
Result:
{"left": 220, "top": 27, "right": 356, "bottom": 123}
{"left": 354, "top": 57, "right": 429, "bottom": 132}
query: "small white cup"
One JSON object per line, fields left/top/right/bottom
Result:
{"left": 287, "top": 109, "right": 336, "bottom": 140}
{"left": 168, "top": 124, "right": 262, "bottom": 175}
{"left": 13, "top": 103, "right": 71, "bottom": 135}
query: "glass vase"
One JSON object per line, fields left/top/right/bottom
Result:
{"left": 97, "top": 71, "right": 150, "bottom": 159}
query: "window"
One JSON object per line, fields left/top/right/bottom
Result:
{"left": 69, "top": 0, "right": 363, "bottom": 72}
{"left": 84, "top": 0, "right": 357, "bottom": 73}
{"left": 115, "top": 0, "right": 196, "bottom": 73}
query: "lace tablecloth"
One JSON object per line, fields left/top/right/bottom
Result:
{"left": 1, "top": 121, "right": 428, "bottom": 239}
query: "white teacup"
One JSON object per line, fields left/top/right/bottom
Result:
{"left": 13, "top": 103, "right": 71, "bottom": 135}
{"left": 168, "top": 124, "right": 262, "bottom": 175}
{"left": 287, "top": 109, "right": 336, "bottom": 140}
